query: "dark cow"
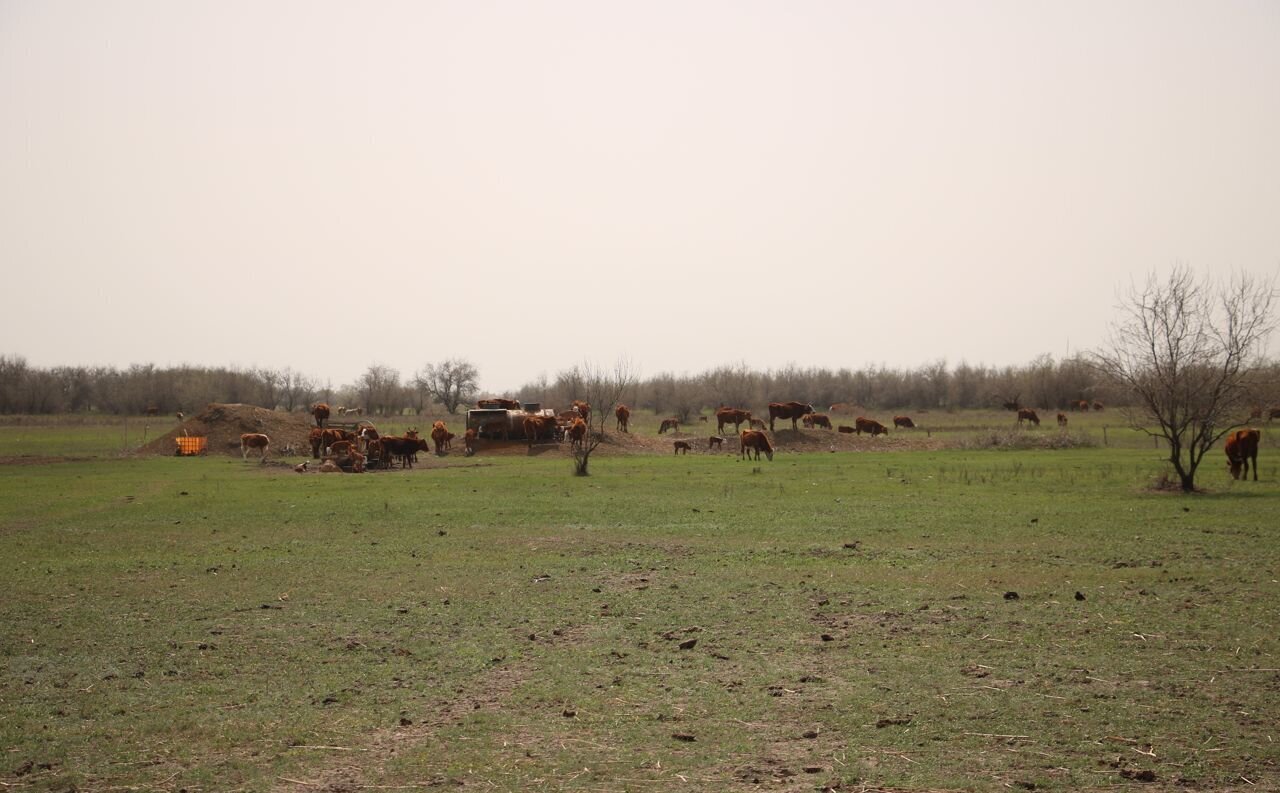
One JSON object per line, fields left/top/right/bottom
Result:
{"left": 309, "top": 427, "right": 326, "bottom": 459}
{"left": 1017, "top": 408, "right": 1041, "bottom": 426}
{"left": 892, "top": 415, "right": 915, "bottom": 429}
{"left": 673, "top": 440, "right": 691, "bottom": 455}
{"left": 716, "top": 407, "right": 752, "bottom": 435}
{"left": 802, "top": 413, "right": 832, "bottom": 430}
{"left": 740, "top": 430, "right": 774, "bottom": 461}
{"left": 768, "top": 402, "right": 815, "bottom": 431}
{"left": 1225, "top": 428, "right": 1261, "bottom": 481}
{"left": 854, "top": 417, "right": 889, "bottom": 436}
{"left": 1092, "top": 401, "right": 1104, "bottom": 411}
{"left": 1057, "top": 412, "right": 1068, "bottom": 427}
{"left": 708, "top": 435, "right": 724, "bottom": 450}
{"left": 312, "top": 403, "right": 331, "bottom": 427}
{"left": 658, "top": 418, "right": 680, "bottom": 434}
{"left": 616, "top": 404, "right": 631, "bottom": 433}
{"left": 240, "top": 433, "right": 270, "bottom": 460}
{"left": 381, "top": 435, "right": 430, "bottom": 468}
{"left": 837, "top": 425, "right": 855, "bottom": 433}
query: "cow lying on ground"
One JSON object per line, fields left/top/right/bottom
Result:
{"left": 1017, "top": 408, "right": 1040, "bottom": 426}
{"left": 838, "top": 425, "right": 855, "bottom": 433}
{"left": 673, "top": 441, "right": 691, "bottom": 455}
{"left": 240, "top": 433, "right": 270, "bottom": 460}
{"left": 740, "top": 430, "right": 774, "bottom": 461}
{"left": 1225, "top": 428, "right": 1261, "bottom": 481}
{"left": 892, "top": 415, "right": 915, "bottom": 429}
{"left": 716, "top": 408, "right": 752, "bottom": 435}
{"left": 769, "top": 402, "right": 815, "bottom": 431}
{"left": 854, "top": 417, "right": 888, "bottom": 436}
{"left": 658, "top": 418, "right": 680, "bottom": 434}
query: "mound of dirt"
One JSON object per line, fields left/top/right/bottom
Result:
{"left": 140, "top": 403, "right": 316, "bottom": 457}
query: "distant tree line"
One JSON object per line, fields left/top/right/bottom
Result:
{"left": 4, "top": 353, "right": 1275, "bottom": 419}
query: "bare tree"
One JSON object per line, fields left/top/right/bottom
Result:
{"left": 572, "top": 359, "right": 638, "bottom": 476}
{"left": 360, "top": 364, "right": 402, "bottom": 416}
{"left": 415, "top": 358, "right": 480, "bottom": 415}
{"left": 1092, "top": 267, "right": 1276, "bottom": 492}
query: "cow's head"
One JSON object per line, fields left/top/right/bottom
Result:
{"left": 1227, "top": 457, "right": 1243, "bottom": 480}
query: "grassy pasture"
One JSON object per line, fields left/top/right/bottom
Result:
{"left": 1, "top": 420, "right": 1278, "bottom": 792}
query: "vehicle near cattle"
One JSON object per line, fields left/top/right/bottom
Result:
{"left": 740, "top": 430, "right": 774, "bottom": 461}
{"left": 466, "top": 403, "right": 558, "bottom": 443}
{"left": 768, "top": 402, "right": 814, "bottom": 431}
{"left": 854, "top": 417, "right": 888, "bottom": 436}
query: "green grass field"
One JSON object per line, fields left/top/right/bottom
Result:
{"left": 2, "top": 417, "right": 1278, "bottom": 792}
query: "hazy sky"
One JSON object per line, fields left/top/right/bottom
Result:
{"left": 2, "top": 1, "right": 1277, "bottom": 392}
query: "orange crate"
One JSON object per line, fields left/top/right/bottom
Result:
{"left": 175, "top": 436, "right": 208, "bottom": 456}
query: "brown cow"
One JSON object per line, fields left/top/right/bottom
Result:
{"left": 567, "top": 418, "right": 587, "bottom": 449}
{"left": 312, "top": 403, "right": 331, "bottom": 427}
{"left": 673, "top": 440, "right": 691, "bottom": 455}
{"left": 768, "top": 402, "right": 815, "bottom": 431}
{"left": 572, "top": 400, "right": 591, "bottom": 422}
{"left": 828, "top": 402, "right": 857, "bottom": 415}
{"left": 430, "top": 421, "right": 449, "bottom": 454}
{"left": 658, "top": 417, "right": 680, "bottom": 434}
{"left": 1070, "top": 400, "right": 1089, "bottom": 412}
{"left": 616, "top": 404, "right": 631, "bottom": 433}
{"left": 838, "top": 425, "right": 855, "bottom": 433}
{"left": 892, "top": 415, "right": 915, "bottom": 429}
{"left": 1092, "top": 401, "right": 1104, "bottom": 411}
{"left": 708, "top": 435, "right": 724, "bottom": 450}
{"left": 802, "top": 413, "right": 832, "bottom": 429}
{"left": 477, "top": 397, "right": 522, "bottom": 410}
{"left": 854, "top": 417, "right": 888, "bottom": 436}
{"left": 328, "top": 440, "right": 356, "bottom": 458}
{"left": 1017, "top": 408, "right": 1040, "bottom": 426}
{"left": 381, "top": 436, "right": 430, "bottom": 468}
{"left": 464, "top": 428, "right": 478, "bottom": 456}
{"left": 748, "top": 418, "right": 767, "bottom": 431}
{"left": 523, "top": 415, "right": 557, "bottom": 447}
{"left": 715, "top": 407, "right": 752, "bottom": 435}
{"left": 740, "top": 430, "right": 774, "bottom": 461}
{"left": 240, "top": 433, "right": 270, "bottom": 460}
{"left": 1225, "top": 428, "right": 1261, "bottom": 481}
{"left": 1057, "top": 412, "right": 1068, "bottom": 427}
{"left": 309, "top": 427, "right": 326, "bottom": 458}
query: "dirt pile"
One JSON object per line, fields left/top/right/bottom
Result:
{"left": 140, "top": 403, "right": 315, "bottom": 457}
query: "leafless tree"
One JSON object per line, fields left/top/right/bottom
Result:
{"left": 1091, "top": 266, "right": 1276, "bottom": 492}
{"left": 360, "top": 364, "right": 402, "bottom": 416}
{"left": 415, "top": 358, "right": 480, "bottom": 415}
{"left": 572, "top": 359, "right": 638, "bottom": 476}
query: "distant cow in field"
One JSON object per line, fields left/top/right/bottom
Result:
{"left": 240, "top": 433, "right": 270, "bottom": 461}
{"left": 1225, "top": 428, "right": 1261, "bottom": 481}
{"left": 146, "top": 405, "right": 159, "bottom": 417}
{"left": 716, "top": 408, "right": 752, "bottom": 435}
{"left": 673, "top": 440, "right": 691, "bottom": 455}
{"left": 1070, "top": 400, "right": 1089, "bottom": 412}
{"left": 708, "top": 435, "right": 724, "bottom": 450}
{"left": 838, "top": 425, "right": 855, "bottom": 433}
{"left": 1017, "top": 408, "right": 1041, "bottom": 426}
{"left": 616, "top": 404, "right": 631, "bottom": 433}
{"left": 892, "top": 416, "right": 915, "bottom": 429}
{"left": 430, "top": 421, "right": 450, "bottom": 454}
{"left": 803, "top": 413, "right": 833, "bottom": 429}
{"left": 312, "top": 403, "right": 330, "bottom": 427}
{"left": 769, "top": 402, "right": 815, "bottom": 431}
{"left": 658, "top": 418, "right": 680, "bottom": 434}
{"left": 748, "top": 418, "right": 767, "bottom": 431}
{"left": 828, "top": 403, "right": 857, "bottom": 415}
{"left": 464, "top": 428, "right": 477, "bottom": 456}
{"left": 567, "top": 418, "right": 588, "bottom": 449}
{"left": 1091, "top": 401, "right": 1104, "bottom": 411}
{"left": 855, "top": 417, "right": 888, "bottom": 436}
{"left": 740, "top": 430, "right": 774, "bottom": 461}
{"left": 1057, "top": 412, "right": 1068, "bottom": 427}
{"left": 175, "top": 411, "right": 184, "bottom": 422}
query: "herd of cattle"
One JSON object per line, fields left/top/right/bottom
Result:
{"left": 228, "top": 399, "right": 1266, "bottom": 480}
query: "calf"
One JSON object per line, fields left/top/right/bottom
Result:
{"left": 464, "top": 428, "right": 478, "bottom": 456}
{"left": 892, "top": 415, "right": 915, "bottom": 429}
{"left": 240, "top": 433, "right": 270, "bottom": 460}
{"left": 658, "top": 418, "right": 680, "bottom": 434}
{"left": 673, "top": 440, "right": 691, "bottom": 455}
{"left": 708, "top": 435, "right": 724, "bottom": 450}
{"left": 838, "top": 425, "right": 855, "bottom": 433}
{"left": 1057, "top": 412, "right": 1068, "bottom": 427}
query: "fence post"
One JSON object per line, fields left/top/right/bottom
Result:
{"left": 1103, "top": 425, "right": 1108, "bottom": 446}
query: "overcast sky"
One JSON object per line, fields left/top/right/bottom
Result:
{"left": 2, "top": 1, "right": 1277, "bottom": 392}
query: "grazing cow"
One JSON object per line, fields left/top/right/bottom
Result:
{"left": 312, "top": 403, "right": 330, "bottom": 427}
{"left": 464, "top": 428, "right": 477, "bottom": 456}
{"left": 838, "top": 425, "right": 855, "bottom": 433}
{"left": 616, "top": 404, "right": 631, "bottom": 433}
{"left": 523, "top": 415, "right": 558, "bottom": 447}
{"left": 673, "top": 440, "right": 691, "bottom": 455}
{"left": 739, "top": 430, "right": 774, "bottom": 461}
{"left": 892, "top": 416, "right": 915, "bottom": 429}
{"left": 572, "top": 400, "right": 591, "bottom": 422}
{"left": 769, "top": 402, "right": 815, "bottom": 431}
{"left": 716, "top": 407, "right": 752, "bottom": 435}
{"left": 658, "top": 418, "right": 680, "bottom": 434}
{"left": 1017, "top": 408, "right": 1041, "bottom": 426}
{"left": 240, "top": 433, "right": 270, "bottom": 460}
{"left": 748, "top": 417, "right": 767, "bottom": 431}
{"left": 1057, "top": 412, "right": 1068, "bottom": 427}
{"left": 802, "top": 413, "right": 832, "bottom": 429}
{"left": 708, "top": 435, "right": 724, "bottom": 450}
{"left": 1092, "top": 401, "right": 1104, "bottom": 411}
{"left": 854, "top": 417, "right": 889, "bottom": 436}
{"left": 1225, "top": 428, "right": 1261, "bottom": 481}
{"left": 567, "top": 418, "right": 587, "bottom": 449}
{"left": 430, "top": 421, "right": 449, "bottom": 454}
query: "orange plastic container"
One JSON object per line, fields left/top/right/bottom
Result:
{"left": 175, "top": 436, "right": 208, "bottom": 456}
